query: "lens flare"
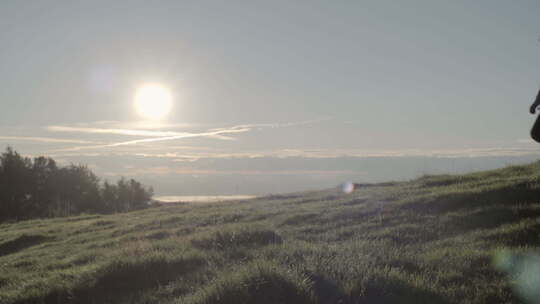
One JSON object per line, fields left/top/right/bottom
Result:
{"left": 494, "top": 250, "right": 540, "bottom": 302}
{"left": 342, "top": 182, "right": 355, "bottom": 194}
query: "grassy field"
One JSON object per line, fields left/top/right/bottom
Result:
{"left": 2, "top": 162, "right": 540, "bottom": 304}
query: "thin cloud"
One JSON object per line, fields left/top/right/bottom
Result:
{"left": 206, "top": 134, "right": 237, "bottom": 141}
{"left": 47, "top": 118, "right": 330, "bottom": 137}
{"left": 52, "top": 118, "right": 331, "bottom": 151}
{"left": 143, "top": 147, "right": 540, "bottom": 160}
{"left": 53, "top": 127, "right": 251, "bottom": 152}
{"left": 106, "top": 166, "right": 367, "bottom": 177}
{"left": 104, "top": 128, "right": 250, "bottom": 147}
{"left": 48, "top": 146, "right": 540, "bottom": 160}
{"left": 517, "top": 138, "right": 535, "bottom": 144}
{"left": 0, "top": 136, "right": 99, "bottom": 145}
{"left": 51, "top": 120, "right": 198, "bottom": 130}
{"left": 209, "top": 117, "right": 333, "bottom": 132}
{"left": 47, "top": 126, "right": 189, "bottom": 137}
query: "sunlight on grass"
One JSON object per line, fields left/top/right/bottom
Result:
{"left": 2, "top": 161, "right": 540, "bottom": 303}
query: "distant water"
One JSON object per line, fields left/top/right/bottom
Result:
{"left": 155, "top": 195, "right": 257, "bottom": 203}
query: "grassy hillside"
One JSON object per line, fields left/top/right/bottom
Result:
{"left": 2, "top": 162, "right": 540, "bottom": 304}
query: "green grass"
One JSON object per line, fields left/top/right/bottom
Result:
{"left": 2, "top": 162, "right": 540, "bottom": 303}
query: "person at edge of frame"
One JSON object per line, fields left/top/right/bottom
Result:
{"left": 530, "top": 89, "right": 540, "bottom": 143}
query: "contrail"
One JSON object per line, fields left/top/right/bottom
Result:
{"left": 50, "top": 118, "right": 332, "bottom": 152}
{"left": 52, "top": 127, "right": 250, "bottom": 152}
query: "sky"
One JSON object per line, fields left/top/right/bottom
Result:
{"left": 1, "top": 1, "right": 540, "bottom": 196}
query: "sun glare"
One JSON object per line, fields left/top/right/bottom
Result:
{"left": 134, "top": 84, "right": 173, "bottom": 120}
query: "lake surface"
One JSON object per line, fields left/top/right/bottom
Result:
{"left": 155, "top": 195, "right": 257, "bottom": 203}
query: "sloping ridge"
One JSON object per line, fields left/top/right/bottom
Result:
{"left": 2, "top": 161, "right": 540, "bottom": 303}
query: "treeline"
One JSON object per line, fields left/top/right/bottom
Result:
{"left": 0, "top": 147, "right": 153, "bottom": 222}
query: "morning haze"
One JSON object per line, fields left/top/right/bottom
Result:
{"left": 4, "top": 2, "right": 540, "bottom": 304}
{"left": 1, "top": 1, "right": 540, "bottom": 197}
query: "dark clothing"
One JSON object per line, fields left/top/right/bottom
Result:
{"left": 532, "top": 115, "right": 540, "bottom": 143}
{"left": 532, "top": 89, "right": 540, "bottom": 143}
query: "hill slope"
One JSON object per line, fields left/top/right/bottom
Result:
{"left": 2, "top": 162, "right": 540, "bottom": 303}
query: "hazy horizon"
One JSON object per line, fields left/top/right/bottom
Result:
{"left": 2, "top": 1, "right": 540, "bottom": 196}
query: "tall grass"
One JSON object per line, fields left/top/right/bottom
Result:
{"left": 3, "top": 161, "right": 540, "bottom": 303}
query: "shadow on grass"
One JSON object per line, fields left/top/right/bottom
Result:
{"left": 183, "top": 262, "right": 317, "bottom": 304}
{"left": 431, "top": 182, "right": 540, "bottom": 212}
{"left": 448, "top": 206, "right": 540, "bottom": 232}
{"left": 192, "top": 228, "right": 282, "bottom": 250}
{"left": 255, "top": 194, "right": 303, "bottom": 201}
{"left": 144, "top": 231, "right": 170, "bottom": 240}
{"left": 404, "top": 182, "right": 540, "bottom": 221}
{"left": 20, "top": 254, "right": 205, "bottom": 304}
{"left": 485, "top": 221, "right": 540, "bottom": 247}
{"left": 417, "top": 174, "right": 479, "bottom": 188}
{"left": 280, "top": 213, "right": 320, "bottom": 226}
{"left": 308, "top": 273, "right": 346, "bottom": 304}
{"left": 348, "top": 276, "right": 450, "bottom": 304}
{"left": 0, "top": 234, "right": 53, "bottom": 256}
{"left": 0, "top": 276, "right": 8, "bottom": 288}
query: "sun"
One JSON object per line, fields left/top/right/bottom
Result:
{"left": 134, "top": 84, "right": 173, "bottom": 120}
